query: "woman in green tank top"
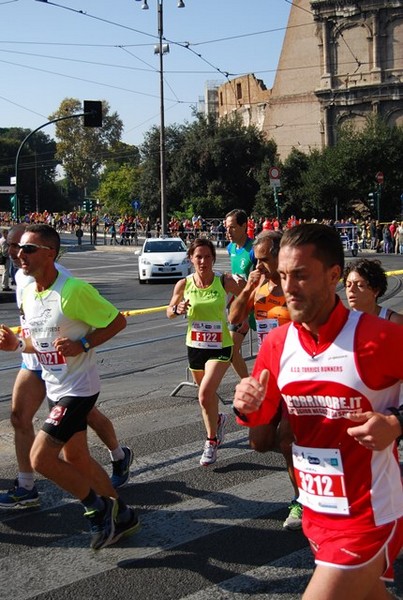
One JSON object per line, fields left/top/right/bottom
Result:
{"left": 167, "top": 238, "right": 245, "bottom": 467}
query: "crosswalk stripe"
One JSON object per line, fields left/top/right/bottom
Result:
{"left": 1, "top": 470, "right": 292, "bottom": 599}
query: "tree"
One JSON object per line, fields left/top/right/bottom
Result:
{"left": 139, "top": 113, "right": 276, "bottom": 220}
{"left": 298, "top": 117, "right": 403, "bottom": 220}
{"left": 97, "top": 163, "right": 142, "bottom": 215}
{"left": 0, "top": 127, "right": 59, "bottom": 214}
{"left": 103, "top": 141, "right": 141, "bottom": 171}
{"left": 139, "top": 122, "right": 186, "bottom": 219}
{"left": 280, "top": 148, "right": 310, "bottom": 216}
{"left": 49, "top": 98, "right": 123, "bottom": 197}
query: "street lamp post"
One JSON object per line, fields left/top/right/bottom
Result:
{"left": 157, "top": 0, "right": 167, "bottom": 236}
{"left": 137, "top": 0, "right": 184, "bottom": 236}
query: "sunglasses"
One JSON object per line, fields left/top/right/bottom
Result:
{"left": 18, "top": 243, "right": 53, "bottom": 254}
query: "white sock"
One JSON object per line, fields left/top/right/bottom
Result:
{"left": 109, "top": 446, "right": 125, "bottom": 462}
{"left": 18, "top": 473, "right": 35, "bottom": 490}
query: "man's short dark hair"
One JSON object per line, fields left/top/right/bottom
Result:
{"left": 25, "top": 224, "right": 60, "bottom": 256}
{"left": 281, "top": 223, "right": 344, "bottom": 271}
{"left": 225, "top": 209, "right": 248, "bottom": 226}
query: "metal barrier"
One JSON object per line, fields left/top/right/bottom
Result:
{"left": 8, "top": 304, "right": 257, "bottom": 400}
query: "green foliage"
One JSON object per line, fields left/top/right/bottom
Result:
{"left": 0, "top": 127, "right": 58, "bottom": 213}
{"left": 138, "top": 114, "right": 276, "bottom": 220}
{"left": 49, "top": 98, "right": 123, "bottom": 194}
{"left": 97, "top": 163, "right": 142, "bottom": 215}
{"left": 295, "top": 116, "right": 403, "bottom": 220}
{"left": 103, "top": 141, "right": 140, "bottom": 171}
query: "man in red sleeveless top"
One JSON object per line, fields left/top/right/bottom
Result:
{"left": 234, "top": 223, "right": 403, "bottom": 600}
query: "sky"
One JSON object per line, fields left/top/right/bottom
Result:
{"left": 0, "top": 0, "right": 295, "bottom": 148}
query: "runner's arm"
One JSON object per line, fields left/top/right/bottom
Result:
{"left": 228, "top": 269, "right": 260, "bottom": 324}
{"left": 0, "top": 324, "right": 35, "bottom": 353}
{"left": 53, "top": 312, "right": 126, "bottom": 357}
{"left": 167, "top": 278, "right": 187, "bottom": 319}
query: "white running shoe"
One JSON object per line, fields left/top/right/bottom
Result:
{"left": 200, "top": 440, "right": 218, "bottom": 466}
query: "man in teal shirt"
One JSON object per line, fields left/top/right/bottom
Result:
{"left": 225, "top": 209, "right": 255, "bottom": 378}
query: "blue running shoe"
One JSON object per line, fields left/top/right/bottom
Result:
{"left": 84, "top": 496, "right": 117, "bottom": 550}
{"left": 110, "top": 446, "right": 134, "bottom": 489}
{"left": 110, "top": 507, "right": 141, "bottom": 545}
{"left": 0, "top": 479, "right": 40, "bottom": 508}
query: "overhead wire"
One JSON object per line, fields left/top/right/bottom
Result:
{"left": 0, "top": 0, "right": 388, "bottom": 152}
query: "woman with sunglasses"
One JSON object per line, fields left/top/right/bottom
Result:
{"left": 167, "top": 238, "right": 245, "bottom": 467}
{"left": 343, "top": 258, "right": 403, "bottom": 324}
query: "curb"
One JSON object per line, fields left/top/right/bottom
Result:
{"left": 62, "top": 240, "right": 229, "bottom": 256}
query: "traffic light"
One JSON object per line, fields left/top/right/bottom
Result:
{"left": 274, "top": 189, "right": 282, "bottom": 207}
{"left": 83, "top": 199, "right": 93, "bottom": 212}
{"left": 10, "top": 194, "right": 17, "bottom": 220}
{"left": 368, "top": 192, "right": 375, "bottom": 208}
{"left": 83, "top": 100, "right": 103, "bottom": 127}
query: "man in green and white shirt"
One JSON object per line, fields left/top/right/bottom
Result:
{"left": 0, "top": 224, "right": 139, "bottom": 550}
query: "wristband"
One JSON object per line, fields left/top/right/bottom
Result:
{"left": 387, "top": 406, "right": 403, "bottom": 442}
{"left": 171, "top": 305, "right": 178, "bottom": 315}
{"left": 232, "top": 404, "right": 248, "bottom": 423}
{"left": 13, "top": 338, "right": 26, "bottom": 353}
{"left": 80, "top": 337, "right": 91, "bottom": 352}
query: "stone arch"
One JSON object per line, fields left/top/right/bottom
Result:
{"left": 337, "top": 111, "right": 368, "bottom": 131}
{"left": 385, "top": 108, "right": 403, "bottom": 128}
{"left": 331, "top": 20, "right": 373, "bottom": 83}
{"left": 383, "top": 16, "right": 403, "bottom": 74}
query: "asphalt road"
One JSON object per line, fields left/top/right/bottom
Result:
{"left": 0, "top": 243, "right": 402, "bottom": 600}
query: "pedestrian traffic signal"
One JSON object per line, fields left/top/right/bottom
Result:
{"left": 83, "top": 100, "right": 103, "bottom": 127}
{"left": 10, "top": 194, "right": 17, "bottom": 219}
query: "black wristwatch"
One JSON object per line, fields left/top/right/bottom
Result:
{"left": 232, "top": 404, "right": 248, "bottom": 423}
{"left": 387, "top": 406, "right": 403, "bottom": 443}
{"left": 171, "top": 305, "right": 178, "bottom": 315}
{"left": 80, "top": 337, "right": 91, "bottom": 352}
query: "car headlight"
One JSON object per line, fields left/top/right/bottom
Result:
{"left": 180, "top": 258, "right": 190, "bottom": 265}
{"left": 140, "top": 257, "right": 152, "bottom": 265}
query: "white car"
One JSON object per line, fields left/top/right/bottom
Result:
{"left": 137, "top": 237, "right": 191, "bottom": 283}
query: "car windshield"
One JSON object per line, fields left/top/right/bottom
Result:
{"left": 143, "top": 241, "right": 186, "bottom": 253}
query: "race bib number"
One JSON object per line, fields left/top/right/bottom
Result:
{"left": 190, "top": 321, "right": 223, "bottom": 349}
{"left": 34, "top": 338, "right": 67, "bottom": 373}
{"left": 256, "top": 318, "right": 279, "bottom": 348}
{"left": 292, "top": 444, "right": 349, "bottom": 515}
{"left": 37, "top": 351, "right": 66, "bottom": 366}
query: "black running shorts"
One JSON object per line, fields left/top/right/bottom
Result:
{"left": 187, "top": 346, "right": 233, "bottom": 371}
{"left": 42, "top": 393, "right": 99, "bottom": 443}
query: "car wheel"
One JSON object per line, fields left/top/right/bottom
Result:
{"left": 138, "top": 276, "right": 145, "bottom": 284}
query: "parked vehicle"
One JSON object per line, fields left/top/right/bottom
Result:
{"left": 136, "top": 237, "right": 191, "bottom": 283}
